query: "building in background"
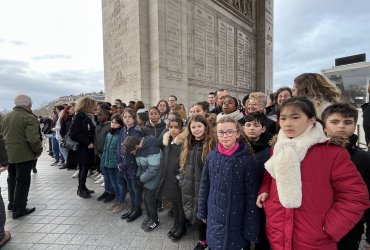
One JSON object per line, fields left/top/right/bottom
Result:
{"left": 322, "top": 54, "right": 370, "bottom": 148}
{"left": 322, "top": 53, "right": 370, "bottom": 107}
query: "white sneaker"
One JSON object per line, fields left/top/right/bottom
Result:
{"left": 95, "top": 176, "right": 104, "bottom": 184}
{"left": 72, "top": 170, "right": 79, "bottom": 178}
{"left": 90, "top": 171, "right": 99, "bottom": 178}
{"left": 100, "top": 182, "right": 105, "bottom": 187}
{"left": 94, "top": 174, "right": 102, "bottom": 181}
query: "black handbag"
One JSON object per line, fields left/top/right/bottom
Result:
{"left": 60, "top": 134, "right": 79, "bottom": 151}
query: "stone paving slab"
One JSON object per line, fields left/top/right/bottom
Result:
{"left": 0, "top": 152, "right": 198, "bottom": 249}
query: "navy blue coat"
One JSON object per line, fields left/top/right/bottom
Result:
{"left": 197, "top": 141, "right": 261, "bottom": 250}
{"left": 116, "top": 125, "right": 144, "bottom": 179}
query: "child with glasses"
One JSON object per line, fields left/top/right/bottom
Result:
{"left": 198, "top": 116, "right": 261, "bottom": 250}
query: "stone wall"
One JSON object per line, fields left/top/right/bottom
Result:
{"left": 102, "top": 0, "right": 273, "bottom": 108}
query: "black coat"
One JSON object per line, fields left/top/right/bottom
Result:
{"left": 362, "top": 102, "right": 370, "bottom": 146}
{"left": 179, "top": 139, "right": 204, "bottom": 224}
{"left": 67, "top": 112, "right": 95, "bottom": 165}
{"left": 157, "top": 130, "right": 186, "bottom": 202}
{"left": 344, "top": 134, "right": 370, "bottom": 242}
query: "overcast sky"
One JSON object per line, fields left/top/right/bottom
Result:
{"left": 0, "top": 0, "right": 369, "bottom": 111}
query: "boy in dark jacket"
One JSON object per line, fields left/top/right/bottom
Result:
{"left": 123, "top": 136, "right": 163, "bottom": 232}
{"left": 322, "top": 103, "right": 370, "bottom": 250}
{"left": 243, "top": 112, "right": 271, "bottom": 250}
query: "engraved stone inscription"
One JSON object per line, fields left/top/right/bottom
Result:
{"left": 213, "top": 0, "right": 253, "bottom": 19}
{"left": 218, "top": 19, "right": 235, "bottom": 85}
{"left": 166, "top": 0, "right": 182, "bottom": 78}
{"left": 193, "top": 5, "right": 215, "bottom": 81}
{"left": 109, "top": 0, "right": 129, "bottom": 86}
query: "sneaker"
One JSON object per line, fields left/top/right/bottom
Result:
{"left": 143, "top": 220, "right": 160, "bottom": 232}
{"left": 112, "top": 203, "right": 126, "bottom": 213}
{"left": 90, "top": 171, "right": 100, "bottom": 178}
{"left": 107, "top": 201, "right": 118, "bottom": 210}
{"left": 94, "top": 174, "right": 102, "bottom": 181}
{"left": 95, "top": 176, "right": 104, "bottom": 184}
{"left": 50, "top": 161, "right": 59, "bottom": 166}
{"left": 72, "top": 170, "right": 79, "bottom": 178}
{"left": 57, "top": 161, "right": 65, "bottom": 166}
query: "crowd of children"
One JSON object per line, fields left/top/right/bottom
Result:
{"left": 34, "top": 72, "right": 370, "bottom": 250}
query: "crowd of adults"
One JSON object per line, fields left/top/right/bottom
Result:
{"left": 0, "top": 72, "right": 369, "bottom": 249}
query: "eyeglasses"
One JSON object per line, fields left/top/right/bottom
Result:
{"left": 217, "top": 129, "right": 238, "bottom": 137}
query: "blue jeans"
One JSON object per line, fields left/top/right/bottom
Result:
{"left": 101, "top": 167, "right": 114, "bottom": 194}
{"left": 126, "top": 177, "right": 142, "bottom": 209}
{"left": 106, "top": 168, "right": 126, "bottom": 203}
{"left": 52, "top": 133, "right": 64, "bottom": 162}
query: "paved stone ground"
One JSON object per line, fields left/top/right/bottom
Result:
{"left": 0, "top": 152, "right": 198, "bottom": 249}
{"left": 0, "top": 152, "right": 367, "bottom": 249}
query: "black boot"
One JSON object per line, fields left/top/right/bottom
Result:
{"left": 167, "top": 222, "right": 178, "bottom": 237}
{"left": 170, "top": 222, "right": 186, "bottom": 241}
{"left": 127, "top": 207, "right": 142, "bottom": 222}
{"left": 77, "top": 189, "right": 91, "bottom": 198}
{"left": 121, "top": 208, "right": 133, "bottom": 219}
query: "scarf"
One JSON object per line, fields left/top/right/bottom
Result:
{"left": 218, "top": 142, "right": 239, "bottom": 156}
{"left": 264, "top": 122, "right": 328, "bottom": 208}
{"left": 217, "top": 109, "right": 244, "bottom": 123}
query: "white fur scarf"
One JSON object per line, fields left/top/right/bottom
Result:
{"left": 264, "top": 122, "right": 328, "bottom": 208}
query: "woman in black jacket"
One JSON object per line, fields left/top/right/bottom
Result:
{"left": 68, "top": 97, "right": 96, "bottom": 198}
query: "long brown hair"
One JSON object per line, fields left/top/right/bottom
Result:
{"left": 60, "top": 105, "right": 74, "bottom": 121}
{"left": 294, "top": 73, "right": 341, "bottom": 109}
{"left": 180, "top": 115, "right": 216, "bottom": 171}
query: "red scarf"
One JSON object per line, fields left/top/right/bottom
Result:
{"left": 218, "top": 142, "right": 239, "bottom": 156}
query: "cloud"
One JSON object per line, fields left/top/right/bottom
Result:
{"left": 31, "top": 54, "right": 72, "bottom": 60}
{"left": 274, "top": 0, "right": 370, "bottom": 89}
{"left": 0, "top": 59, "right": 103, "bottom": 111}
{"left": 0, "top": 39, "right": 28, "bottom": 46}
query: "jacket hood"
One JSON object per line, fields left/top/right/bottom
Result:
{"left": 145, "top": 120, "right": 166, "bottom": 129}
{"left": 137, "top": 135, "right": 161, "bottom": 156}
{"left": 162, "top": 128, "right": 188, "bottom": 146}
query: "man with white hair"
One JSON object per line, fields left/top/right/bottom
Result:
{"left": 1, "top": 95, "right": 43, "bottom": 219}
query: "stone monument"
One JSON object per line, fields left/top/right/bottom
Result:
{"left": 102, "top": 0, "right": 273, "bottom": 108}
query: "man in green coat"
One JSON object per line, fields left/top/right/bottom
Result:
{"left": 0, "top": 115, "right": 11, "bottom": 246}
{"left": 1, "top": 95, "right": 43, "bottom": 219}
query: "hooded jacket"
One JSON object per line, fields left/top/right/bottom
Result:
{"left": 136, "top": 136, "right": 163, "bottom": 190}
{"left": 157, "top": 130, "right": 187, "bottom": 201}
{"left": 143, "top": 120, "right": 166, "bottom": 138}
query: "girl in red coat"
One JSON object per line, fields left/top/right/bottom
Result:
{"left": 256, "top": 97, "right": 369, "bottom": 250}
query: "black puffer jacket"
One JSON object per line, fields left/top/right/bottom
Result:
{"left": 180, "top": 139, "right": 204, "bottom": 224}
{"left": 157, "top": 130, "right": 186, "bottom": 202}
